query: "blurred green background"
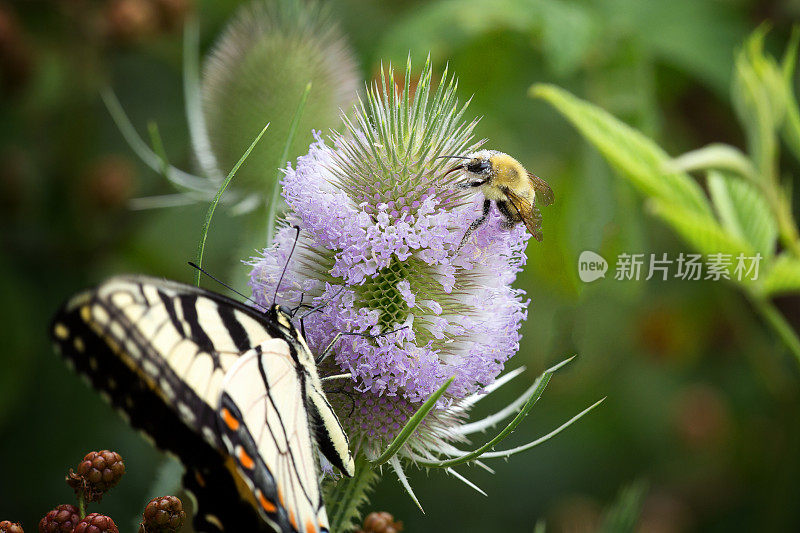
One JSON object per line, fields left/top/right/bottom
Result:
{"left": 2, "top": 0, "right": 800, "bottom": 531}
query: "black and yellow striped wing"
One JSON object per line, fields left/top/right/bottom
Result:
{"left": 50, "top": 276, "right": 352, "bottom": 533}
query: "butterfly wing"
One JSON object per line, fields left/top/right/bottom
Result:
{"left": 49, "top": 276, "right": 307, "bottom": 532}
{"left": 218, "top": 341, "right": 330, "bottom": 533}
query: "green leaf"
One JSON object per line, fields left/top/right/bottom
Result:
{"left": 538, "top": 1, "right": 596, "bottom": 76}
{"left": 377, "top": 0, "right": 539, "bottom": 65}
{"left": 762, "top": 253, "right": 800, "bottom": 296}
{"left": 478, "top": 397, "right": 605, "bottom": 460}
{"left": 648, "top": 198, "right": 752, "bottom": 258}
{"left": 530, "top": 84, "right": 713, "bottom": 218}
{"left": 101, "top": 88, "right": 210, "bottom": 192}
{"left": 195, "top": 123, "right": 269, "bottom": 286}
{"left": 147, "top": 121, "right": 171, "bottom": 179}
{"left": 781, "top": 25, "right": 800, "bottom": 163}
{"left": 707, "top": 171, "right": 778, "bottom": 258}
{"left": 731, "top": 26, "right": 787, "bottom": 182}
{"left": 369, "top": 376, "right": 455, "bottom": 466}
{"left": 670, "top": 143, "right": 758, "bottom": 183}
{"left": 184, "top": 15, "right": 222, "bottom": 182}
{"left": 416, "top": 357, "right": 583, "bottom": 468}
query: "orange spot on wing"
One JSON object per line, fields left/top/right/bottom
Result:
{"left": 278, "top": 487, "right": 285, "bottom": 507}
{"left": 221, "top": 408, "right": 240, "bottom": 431}
{"left": 238, "top": 447, "right": 255, "bottom": 470}
{"left": 289, "top": 509, "right": 298, "bottom": 530}
{"left": 306, "top": 519, "right": 317, "bottom": 533}
{"left": 256, "top": 490, "right": 276, "bottom": 513}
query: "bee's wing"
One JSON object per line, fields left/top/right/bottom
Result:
{"left": 504, "top": 188, "right": 544, "bottom": 242}
{"left": 527, "top": 171, "right": 554, "bottom": 206}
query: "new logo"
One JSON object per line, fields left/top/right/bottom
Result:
{"left": 578, "top": 251, "right": 607, "bottom": 282}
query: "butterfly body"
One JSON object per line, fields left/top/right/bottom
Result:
{"left": 50, "top": 276, "right": 353, "bottom": 533}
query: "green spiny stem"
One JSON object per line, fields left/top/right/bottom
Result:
{"left": 325, "top": 454, "right": 378, "bottom": 533}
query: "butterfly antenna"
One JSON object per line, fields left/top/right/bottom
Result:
{"left": 300, "top": 286, "right": 346, "bottom": 320}
{"left": 272, "top": 225, "right": 301, "bottom": 306}
{"left": 290, "top": 293, "right": 306, "bottom": 317}
{"left": 187, "top": 262, "right": 266, "bottom": 311}
{"left": 324, "top": 386, "right": 357, "bottom": 418}
{"left": 435, "top": 155, "right": 470, "bottom": 160}
{"left": 315, "top": 325, "right": 410, "bottom": 364}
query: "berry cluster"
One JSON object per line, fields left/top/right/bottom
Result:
{"left": 1, "top": 450, "right": 185, "bottom": 533}
{"left": 0, "top": 521, "right": 24, "bottom": 533}
{"left": 356, "top": 511, "right": 404, "bottom": 533}
{"left": 67, "top": 451, "right": 126, "bottom": 503}
{"left": 138, "top": 496, "right": 186, "bottom": 533}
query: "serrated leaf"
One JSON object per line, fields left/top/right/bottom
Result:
{"left": 762, "top": 253, "right": 800, "bottom": 296}
{"left": 648, "top": 198, "right": 752, "bottom": 258}
{"left": 530, "top": 84, "right": 713, "bottom": 218}
{"left": 707, "top": 171, "right": 778, "bottom": 258}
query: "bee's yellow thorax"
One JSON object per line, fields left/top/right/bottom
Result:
{"left": 489, "top": 153, "right": 525, "bottom": 186}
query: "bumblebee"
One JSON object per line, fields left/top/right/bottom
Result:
{"left": 443, "top": 150, "right": 554, "bottom": 250}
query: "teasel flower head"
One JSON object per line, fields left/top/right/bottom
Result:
{"left": 251, "top": 55, "right": 526, "bottom": 442}
{"left": 198, "top": 0, "right": 359, "bottom": 199}
{"left": 250, "top": 58, "right": 603, "bottom": 509}
{"left": 105, "top": 0, "right": 359, "bottom": 214}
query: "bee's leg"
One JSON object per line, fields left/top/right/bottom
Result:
{"left": 496, "top": 200, "right": 519, "bottom": 229}
{"left": 457, "top": 199, "right": 492, "bottom": 253}
{"left": 456, "top": 178, "right": 489, "bottom": 190}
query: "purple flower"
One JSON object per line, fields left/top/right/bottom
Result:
{"left": 248, "top": 60, "right": 531, "bottom": 458}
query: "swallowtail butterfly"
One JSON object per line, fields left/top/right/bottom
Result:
{"left": 50, "top": 276, "right": 355, "bottom": 532}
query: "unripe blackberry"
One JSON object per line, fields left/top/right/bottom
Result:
{"left": 67, "top": 450, "right": 125, "bottom": 502}
{"left": 139, "top": 495, "right": 185, "bottom": 533}
{"left": 73, "top": 514, "right": 118, "bottom": 533}
{"left": 0, "top": 521, "right": 23, "bottom": 533}
{"left": 39, "top": 504, "right": 80, "bottom": 533}
{"left": 105, "top": 0, "right": 158, "bottom": 43}
{"left": 356, "top": 511, "right": 403, "bottom": 533}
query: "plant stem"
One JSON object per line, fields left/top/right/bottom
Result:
{"left": 77, "top": 494, "right": 86, "bottom": 519}
{"left": 749, "top": 293, "right": 800, "bottom": 367}
{"left": 762, "top": 182, "right": 800, "bottom": 257}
